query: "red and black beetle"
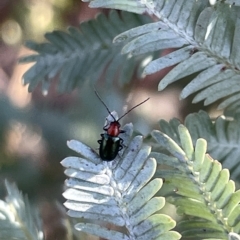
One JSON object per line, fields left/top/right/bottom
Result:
{"left": 95, "top": 91, "right": 149, "bottom": 161}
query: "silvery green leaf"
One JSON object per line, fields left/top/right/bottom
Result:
{"left": 19, "top": 11, "right": 153, "bottom": 92}
{"left": 86, "top": 0, "right": 240, "bottom": 110}
{"left": 62, "top": 117, "right": 180, "bottom": 239}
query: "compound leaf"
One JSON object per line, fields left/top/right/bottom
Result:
{"left": 20, "top": 11, "right": 153, "bottom": 93}
{"left": 86, "top": 0, "right": 240, "bottom": 110}
{"left": 62, "top": 118, "right": 180, "bottom": 240}
{"left": 152, "top": 125, "right": 240, "bottom": 239}
{"left": 159, "top": 111, "right": 240, "bottom": 181}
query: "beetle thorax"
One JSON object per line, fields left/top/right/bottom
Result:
{"left": 107, "top": 121, "right": 121, "bottom": 136}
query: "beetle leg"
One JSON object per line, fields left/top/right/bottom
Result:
{"left": 121, "top": 138, "right": 127, "bottom": 147}
{"left": 98, "top": 134, "right": 105, "bottom": 144}
{"left": 118, "top": 138, "right": 124, "bottom": 151}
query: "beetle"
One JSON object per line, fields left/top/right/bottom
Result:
{"left": 95, "top": 91, "right": 149, "bottom": 161}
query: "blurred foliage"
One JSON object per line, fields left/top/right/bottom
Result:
{"left": 0, "top": 1, "right": 108, "bottom": 239}
{"left": 1, "top": 0, "right": 76, "bottom": 43}
{"left": 0, "top": 0, "right": 101, "bottom": 195}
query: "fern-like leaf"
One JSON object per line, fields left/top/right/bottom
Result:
{"left": 152, "top": 124, "right": 240, "bottom": 239}
{"left": 159, "top": 111, "right": 240, "bottom": 181}
{"left": 62, "top": 118, "right": 180, "bottom": 240}
{"left": 0, "top": 181, "right": 43, "bottom": 240}
{"left": 88, "top": 0, "right": 240, "bottom": 110}
{"left": 19, "top": 11, "right": 153, "bottom": 93}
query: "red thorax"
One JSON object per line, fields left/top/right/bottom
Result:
{"left": 107, "top": 121, "right": 121, "bottom": 137}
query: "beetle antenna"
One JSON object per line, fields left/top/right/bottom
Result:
{"left": 118, "top": 97, "right": 150, "bottom": 121}
{"left": 94, "top": 90, "right": 117, "bottom": 121}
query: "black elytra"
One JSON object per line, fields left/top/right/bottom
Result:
{"left": 95, "top": 90, "right": 149, "bottom": 161}
{"left": 98, "top": 133, "right": 123, "bottom": 161}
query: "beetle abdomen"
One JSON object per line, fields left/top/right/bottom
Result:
{"left": 98, "top": 133, "right": 121, "bottom": 161}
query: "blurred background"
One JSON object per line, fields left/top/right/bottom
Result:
{"left": 0, "top": 0, "right": 188, "bottom": 239}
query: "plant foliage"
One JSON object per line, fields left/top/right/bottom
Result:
{"left": 159, "top": 110, "right": 240, "bottom": 181}
{"left": 20, "top": 0, "right": 240, "bottom": 111}
{"left": 85, "top": 0, "right": 240, "bottom": 110}
{"left": 61, "top": 117, "right": 180, "bottom": 240}
{"left": 151, "top": 124, "right": 240, "bottom": 240}
{"left": 11, "top": 0, "right": 240, "bottom": 239}
{"left": 19, "top": 11, "right": 154, "bottom": 93}
{"left": 0, "top": 181, "right": 43, "bottom": 240}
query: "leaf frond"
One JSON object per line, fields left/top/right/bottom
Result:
{"left": 151, "top": 124, "right": 240, "bottom": 239}
{"left": 159, "top": 111, "right": 240, "bottom": 181}
{"left": 19, "top": 10, "right": 153, "bottom": 93}
{"left": 62, "top": 120, "right": 180, "bottom": 240}
{"left": 88, "top": 0, "right": 240, "bottom": 110}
